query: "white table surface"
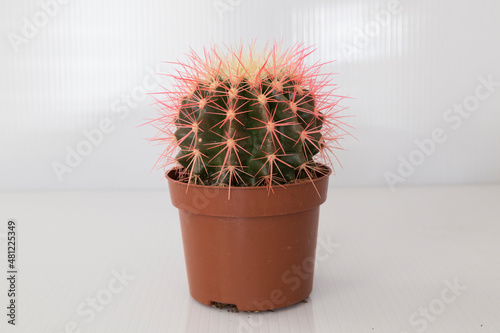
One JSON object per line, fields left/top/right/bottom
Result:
{"left": 1, "top": 185, "right": 499, "bottom": 333}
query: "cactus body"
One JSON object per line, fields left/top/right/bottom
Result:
{"left": 152, "top": 43, "right": 345, "bottom": 188}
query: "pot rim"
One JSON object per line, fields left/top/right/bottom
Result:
{"left": 166, "top": 164, "right": 332, "bottom": 217}
{"left": 165, "top": 164, "right": 332, "bottom": 191}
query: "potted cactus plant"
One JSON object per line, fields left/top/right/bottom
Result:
{"left": 150, "top": 42, "right": 347, "bottom": 311}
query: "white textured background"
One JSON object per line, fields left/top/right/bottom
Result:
{"left": 1, "top": 0, "right": 499, "bottom": 190}
{"left": 1, "top": 2, "right": 500, "bottom": 333}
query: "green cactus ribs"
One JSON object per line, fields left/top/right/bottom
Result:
{"left": 152, "top": 42, "right": 345, "bottom": 189}
{"left": 173, "top": 74, "right": 327, "bottom": 187}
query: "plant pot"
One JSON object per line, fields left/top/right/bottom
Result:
{"left": 166, "top": 166, "right": 331, "bottom": 311}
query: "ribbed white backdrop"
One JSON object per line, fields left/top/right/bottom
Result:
{"left": 0, "top": 0, "right": 499, "bottom": 190}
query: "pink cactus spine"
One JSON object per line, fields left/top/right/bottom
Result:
{"left": 150, "top": 42, "right": 349, "bottom": 191}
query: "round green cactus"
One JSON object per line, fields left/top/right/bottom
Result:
{"left": 151, "top": 43, "right": 347, "bottom": 189}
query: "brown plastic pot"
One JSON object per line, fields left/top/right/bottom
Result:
{"left": 166, "top": 167, "right": 331, "bottom": 311}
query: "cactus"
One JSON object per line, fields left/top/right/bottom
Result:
{"left": 151, "top": 42, "right": 347, "bottom": 189}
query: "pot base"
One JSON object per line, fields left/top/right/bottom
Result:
{"left": 209, "top": 298, "right": 308, "bottom": 313}
{"left": 180, "top": 208, "right": 319, "bottom": 311}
